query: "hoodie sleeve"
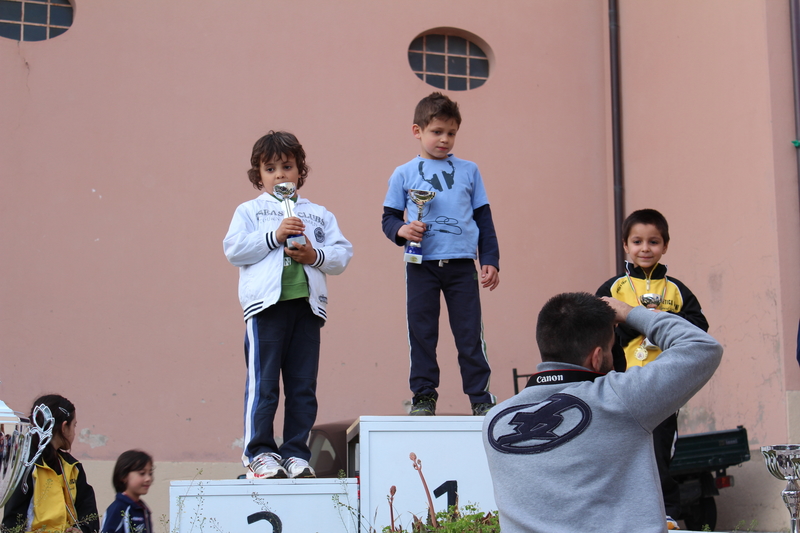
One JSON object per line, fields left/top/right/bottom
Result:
{"left": 608, "top": 307, "right": 722, "bottom": 431}
{"left": 223, "top": 202, "right": 282, "bottom": 267}
{"left": 310, "top": 208, "right": 353, "bottom": 275}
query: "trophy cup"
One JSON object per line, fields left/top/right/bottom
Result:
{"left": 761, "top": 445, "right": 800, "bottom": 533}
{"left": 640, "top": 293, "right": 662, "bottom": 309}
{"left": 0, "top": 400, "right": 54, "bottom": 506}
{"left": 632, "top": 293, "right": 663, "bottom": 359}
{"left": 273, "top": 182, "right": 306, "bottom": 250}
{"left": 404, "top": 189, "right": 436, "bottom": 264}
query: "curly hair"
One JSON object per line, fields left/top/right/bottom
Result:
{"left": 247, "top": 131, "right": 309, "bottom": 190}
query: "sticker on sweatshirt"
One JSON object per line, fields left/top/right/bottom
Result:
{"left": 314, "top": 227, "right": 325, "bottom": 243}
{"left": 487, "top": 393, "right": 591, "bottom": 454}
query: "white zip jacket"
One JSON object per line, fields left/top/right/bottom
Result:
{"left": 223, "top": 192, "right": 352, "bottom": 321}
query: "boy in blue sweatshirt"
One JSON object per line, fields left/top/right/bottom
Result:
{"left": 383, "top": 92, "right": 500, "bottom": 416}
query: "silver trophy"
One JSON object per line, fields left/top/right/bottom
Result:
{"left": 634, "top": 293, "right": 663, "bottom": 358}
{"left": 404, "top": 189, "right": 436, "bottom": 264}
{"left": 640, "top": 293, "right": 663, "bottom": 309}
{"left": 273, "top": 182, "right": 306, "bottom": 250}
{"left": 761, "top": 445, "right": 800, "bottom": 533}
{"left": 0, "top": 400, "right": 54, "bottom": 507}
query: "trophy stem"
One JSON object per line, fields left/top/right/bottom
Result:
{"left": 406, "top": 205, "right": 425, "bottom": 249}
{"left": 405, "top": 189, "right": 435, "bottom": 264}
{"left": 783, "top": 480, "right": 800, "bottom": 533}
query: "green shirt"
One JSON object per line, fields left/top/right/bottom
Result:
{"left": 280, "top": 252, "right": 309, "bottom": 301}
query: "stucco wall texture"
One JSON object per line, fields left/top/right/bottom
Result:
{"left": 1, "top": 0, "right": 798, "bottom": 530}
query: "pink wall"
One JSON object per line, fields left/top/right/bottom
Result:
{"left": 1, "top": 0, "right": 798, "bottom": 528}
{"left": 619, "top": 0, "right": 800, "bottom": 443}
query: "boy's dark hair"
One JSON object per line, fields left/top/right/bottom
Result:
{"left": 413, "top": 92, "right": 462, "bottom": 131}
{"left": 113, "top": 450, "right": 154, "bottom": 493}
{"left": 247, "top": 131, "right": 309, "bottom": 190}
{"left": 30, "top": 394, "right": 75, "bottom": 462}
{"left": 536, "top": 292, "right": 616, "bottom": 366}
{"left": 621, "top": 208, "right": 670, "bottom": 244}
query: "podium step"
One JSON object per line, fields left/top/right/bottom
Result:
{"left": 169, "top": 478, "right": 358, "bottom": 533}
{"left": 347, "top": 416, "right": 496, "bottom": 531}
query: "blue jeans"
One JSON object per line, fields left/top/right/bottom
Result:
{"left": 242, "top": 299, "right": 322, "bottom": 465}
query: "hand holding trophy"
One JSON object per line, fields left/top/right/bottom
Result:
{"left": 635, "top": 293, "right": 663, "bottom": 359}
{"left": 274, "top": 182, "right": 306, "bottom": 250}
{"left": 404, "top": 189, "right": 436, "bottom": 264}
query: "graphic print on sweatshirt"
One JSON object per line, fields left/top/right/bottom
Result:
{"left": 417, "top": 160, "right": 463, "bottom": 239}
{"left": 487, "top": 393, "right": 592, "bottom": 454}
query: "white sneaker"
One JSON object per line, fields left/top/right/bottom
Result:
{"left": 282, "top": 457, "right": 315, "bottom": 478}
{"left": 248, "top": 453, "right": 288, "bottom": 479}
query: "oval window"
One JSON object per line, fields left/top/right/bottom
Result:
{"left": 0, "top": 0, "right": 74, "bottom": 42}
{"left": 408, "top": 30, "right": 491, "bottom": 91}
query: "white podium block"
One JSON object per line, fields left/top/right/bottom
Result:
{"left": 347, "top": 416, "right": 495, "bottom": 532}
{"left": 169, "top": 478, "right": 358, "bottom": 533}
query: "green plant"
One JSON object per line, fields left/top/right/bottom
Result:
{"left": 333, "top": 452, "right": 499, "bottom": 533}
{"left": 699, "top": 518, "right": 759, "bottom": 532}
{"left": 731, "top": 519, "right": 758, "bottom": 532}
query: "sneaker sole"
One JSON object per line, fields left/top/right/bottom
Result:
{"left": 249, "top": 470, "right": 288, "bottom": 479}
{"left": 289, "top": 468, "right": 315, "bottom": 478}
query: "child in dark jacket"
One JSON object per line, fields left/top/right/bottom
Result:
{"left": 596, "top": 208, "right": 709, "bottom": 530}
{"left": 101, "top": 450, "right": 154, "bottom": 533}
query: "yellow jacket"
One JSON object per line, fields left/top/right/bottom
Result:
{"left": 2, "top": 451, "right": 98, "bottom": 533}
{"left": 597, "top": 262, "right": 709, "bottom": 369}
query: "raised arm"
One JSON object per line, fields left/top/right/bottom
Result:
{"left": 608, "top": 307, "right": 723, "bottom": 431}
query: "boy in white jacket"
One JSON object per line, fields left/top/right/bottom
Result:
{"left": 224, "top": 131, "right": 352, "bottom": 479}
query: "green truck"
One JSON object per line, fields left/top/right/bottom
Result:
{"left": 669, "top": 425, "right": 751, "bottom": 531}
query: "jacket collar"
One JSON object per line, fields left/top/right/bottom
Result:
{"left": 624, "top": 261, "right": 667, "bottom": 280}
{"left": 260, "top": 191, "right": 306, "bottom": 205}
{"left": 115, "top": 492, "right": 149, "bottom": 509}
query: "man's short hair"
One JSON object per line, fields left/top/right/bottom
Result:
{"left": 413, "top": 92, "right": 462, "bottom": 130}
{"left": 536, "top": 292, "right": 616, "bottom": 365}
{"left": 621, "top": 208, "right": 670, "bottom": 244}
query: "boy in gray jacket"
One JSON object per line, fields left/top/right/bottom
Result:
{"left": 483, "top": 293, "right": 722, "bottom": 533}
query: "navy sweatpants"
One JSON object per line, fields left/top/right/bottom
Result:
{"left": 406, "top": 259, "right": 494, "bottom": 404}
{"left": 242, "top": 299, "right": 322, "bottom": 466}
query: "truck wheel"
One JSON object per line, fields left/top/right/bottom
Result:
{"left": 683, "top": 497, "right": 717, "bottom": 531}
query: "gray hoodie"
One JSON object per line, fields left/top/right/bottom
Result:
{"left": 483, "top": 307, "right": 722, "bottom": 533}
